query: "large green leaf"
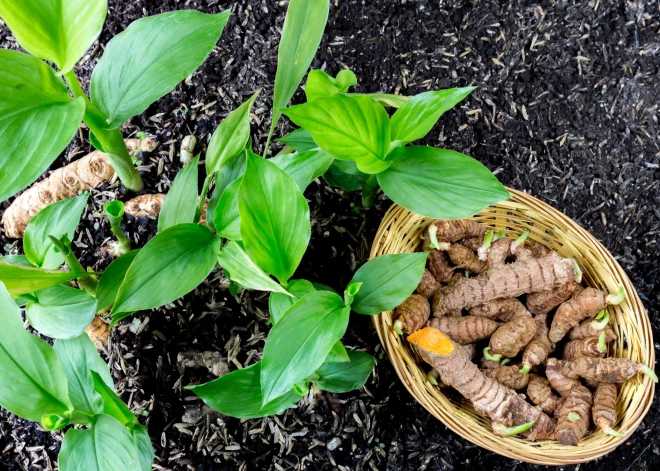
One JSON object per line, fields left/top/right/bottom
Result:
{"left": 0, "top": 0, "right": 107, "bottom": 73}
{"left": 269, "top": 149, "right": 334, "bottom": 191}
{"left": 0, "top": 259, "right": 83, "bottom": 296}
{"left": 324, "top": 341, "right": 350, "bottom": 364}
{"left": 314, "top": 350, "right": 374, "bottom": 393}
{"left": 283, "top": 94, "right": 391, "bottom": 174}
{"left": 268, "top": 279, "right": 316, "bottom": 326}
{"left": 239, "top": 152, "right": 310, "bottom": 283}
{"left": 206, "top": 151, "right": 247, "bottom": 231}
{"left": 53, "top": 334, "right": 112, "bottom": 417}
{"left": 216, "top": 241, "right": 290, "bottom": 295}
{"left": 132, "top": 425, "right": 155, "bottom": 471}
{"left": 349, "top": 253, "right": 428, "bottom": 315}
{"left": 95, "top": 250, "right": 139, "bottom": 312}
{"left": 206, "top": 92, "right": 258, "bottom": 175}
{"left": 0, "top": 50, "right": 85, "bottom": 202}
{"left": 323, "top": 160, "right": 370, "bottom": 192}
{"left": 261, "top": 291, "right": 349, "bottom": 404}
{"left": 24, "top": 195, "right": 88, "bottom": 269}
{"left": 390, "top": 88, "right": 475, "bottom": 144}
{"left": 213, "top": 178, "right": 241, "bottom": 240}
{"left": 158, "top": 155, "right": 199, "bottom": 232}
{"left": 187, "top": 362, "right": 301, "bottom": 419}
{"left": 59, "top": 415, "right": 139, "bottom": 471}
{"left": 0, "top": 282, "right": 73, "bottom": 423}
{"left": 91, "top": 10, "right": 230, "bottom": 128}
{"left": 26, "top": 285, "right": 97, "bottom": 339}
{"left": 111, "top": 224, "right": 220, "bottom": 316}
{"left": 271, "top": 0, "right": 329, "bottom": 128}
{"left": 377, "top": 146, "right": 510, "bottom": 219}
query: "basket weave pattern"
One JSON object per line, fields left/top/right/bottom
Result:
{"left": 371, "top": 189, "right": 655, "bottom": 465}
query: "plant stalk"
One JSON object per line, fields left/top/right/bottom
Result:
{"left": 48, "top": 236, "right": 98, "bottom": 293}
{"left": 63, "top": 70, "right": 144, "bottom": 192}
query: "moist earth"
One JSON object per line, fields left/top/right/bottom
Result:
{"left": 1, "top": 0, "right": 658, "bottom": 470}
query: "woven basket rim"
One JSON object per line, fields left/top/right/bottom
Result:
{"left": 371, "top": 188, "right": 656, "bottom": 465}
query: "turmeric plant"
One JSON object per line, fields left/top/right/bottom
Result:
{"left": 0, "top": 282, "right": 153, "bottom": 471}
{"left": 0, "top": 0, "right": 229, "bottom": 205}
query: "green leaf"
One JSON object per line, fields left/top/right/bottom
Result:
{"left": 324, "top": 341, "right": 350, "bottom": 364}
{"left": 390, "top": 87, "right": 475, "bottom": 145}
{"left": 53, "top": 334, "right": 110, "bottom": 416}
{"left": 261, "top": 291, "right": 350, "bottom": 404}
{"left": 95, "top": 250, "right": 139, "bottom": 312}
{"left": 132, "top": 425, "right": 155, "bottom": 471}
{"left": 271, "top": 0, "right": 329, "bottom": 128}
{"left": 213, "top": 178, "right": 241, "bottom": 240}
{"left": 304, "top": 69, "right": 357, "bottom": 101}
{"left": 276, "top": 129, "right": 317, "bottom": 152}
{"left": 217, "top": 241, "right": 290, "bottom": 295}
{"left": 323, "top": 160, "right": 370, "bottom": 192}
{"left": 283, "top": 94, "right": 391, "bottom": 174}
{"left": 187, "top": 361, "right": 300, "bottom": 419}
{"left": 0, "top": 50, "right": 85, "bottom": 202}
{"left": 377, "top": 146, "right": 510, "bottom": 219}
{"left": 111, "top": 224, "right": 220, "bottom": 316}
{"left": 0, "top": 259, "right": 83, "bottom": 296}
{"left": 206, "top": 92, "right": 259, "bottom": 175}
{"left": 0, "top": 0, "right": 107, "bottom": 74}
{"left": 349, "top": 253, "right": 428, "bottom": 315}
{"left": 314, "top": 350, "right": 374, "bottom": 393}
{"left": 0, "top": 282, "right": 73, "bottom": 422}
{"left": 91, "top": 371, "right": 137, "bottom": 428}
{"left": 206, "top": 151, "right": 247, "bottom": 231}
{"left": 26, "top": 285, "right": 97, "bottom": 339}
{"left": 268, "top": 279, "right": 316, "bottom": 326}
{"left": 158, "top": 155, "right": 200, "bottom": 232}
{"left": 239, "top": 151, "right": 310, "bottom": 283}
{"left": 91, "top": 10, "right": 230, "bottom": 128}
{"left": 350, "top": 93, "right": 410, "bottom": 108}
{"left": 269, "top": 149, "right": 334, "bottom": 191}
{"left": 24, "top": 195, "right": 88, "bottom": 269}
{"left": 59, "top": 415, "right": 139, "bottom": 471}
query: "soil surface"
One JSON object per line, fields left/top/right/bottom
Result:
{"left": 1, "top": 0, "right": 659, "bottom": 470}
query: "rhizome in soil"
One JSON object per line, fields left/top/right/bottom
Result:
{"left": 1, "top": 1, "right": 658, "bottom": 470}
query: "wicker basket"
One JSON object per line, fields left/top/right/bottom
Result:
{"left": 371, "top": 188, "right": 655, "bottom": 465}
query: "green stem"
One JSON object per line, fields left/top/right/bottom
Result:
{"left": 195, "top": 173, "right": 213, "bottom": 223}
{"left": 362, "top": 174, "right": 379, "bottom": 209}
{"left": 641, "top": 365, "right": 658, "bottom": 383}
{"left": 519, "top": 363, "right": 531, "bottom": 374}
{"left": 63, "top": 70, "right": 143, "bottom": 192}
{"left": 478, "top": 230, "right": 494, "bottom": 260}
{"left": 110, "top": 226, "right": 132, "bottom": 254}
{"left": 48, "top": 236, "right": 98, "bottom": 293}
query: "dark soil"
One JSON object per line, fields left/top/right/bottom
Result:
{"left": 1, "top": 0, "right": 659, "bottom": 470}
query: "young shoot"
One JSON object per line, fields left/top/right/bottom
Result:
{"left": 568, "top": 412, "right": 581, "bottom": 422}
{"left": 477, "top": 229, "right": 494, "bottom": 261}
{"left": 604, "top": 427, "right": 625, "bottom": 438}
{"left": 606, "top": 285, "right": 625, "bottom": 306}
{"left": 483, "top": 346, "right": 502, "bottom": 363}
{"left": 493, "top": 421, "right": 534, "bottom": 437}
{"left": 393, "top": 320, "right": 404, "bottom": 335}
{"left": 428, "top": 224, "right": 440, "bottom": 250}
{"left": 344, "top": 282, "right": 362, "bottom": 306}
{"left": 104, "top": 201, "right": 131, "bottom": 256}
{"left": 597, "top": 330, "right": 608, "bottom": 353}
